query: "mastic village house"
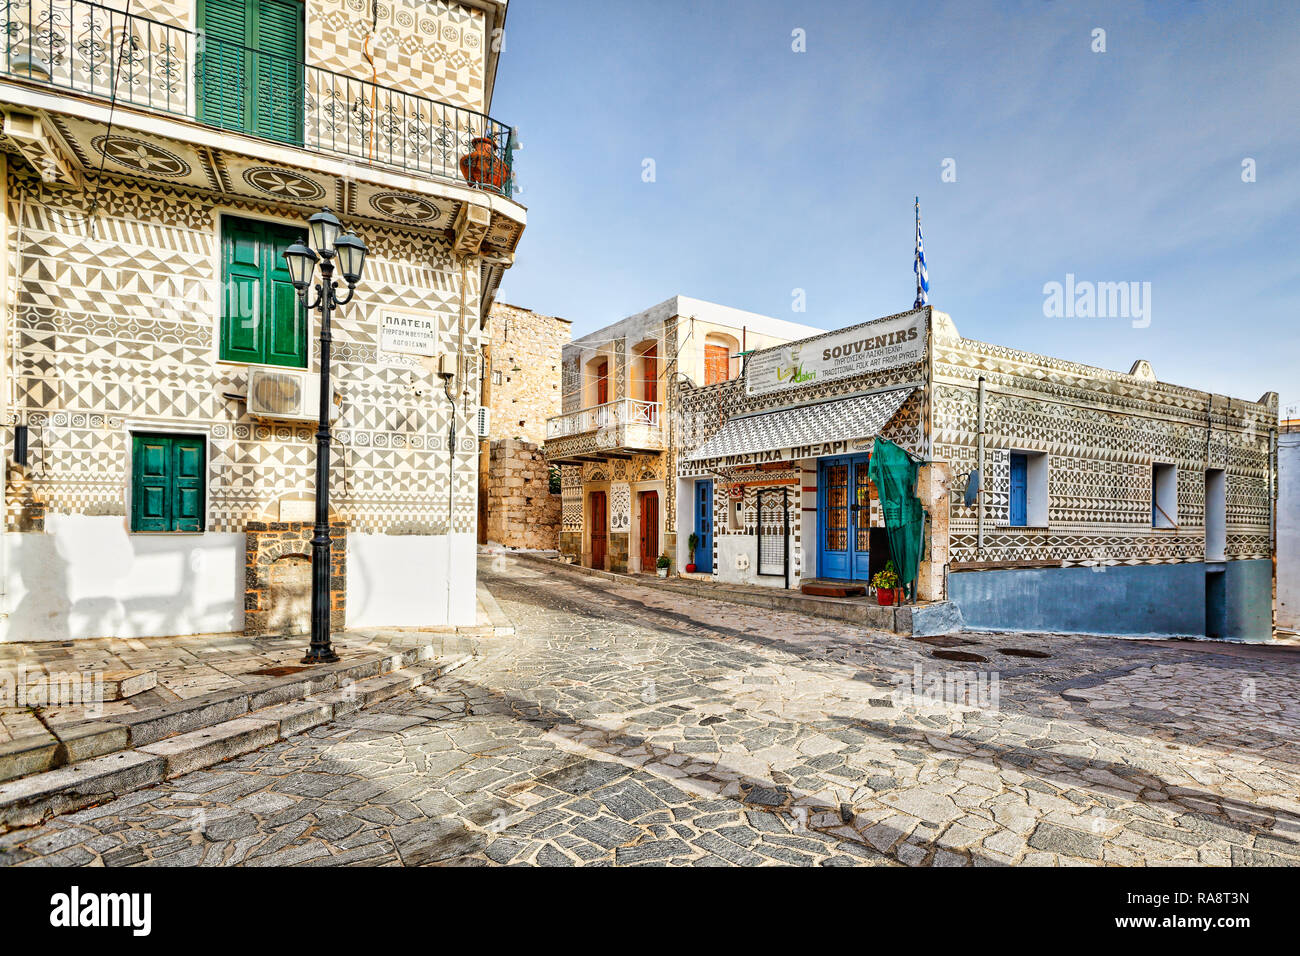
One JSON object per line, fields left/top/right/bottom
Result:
{"left": 543, "top": 295, "right": 822, "bottom": 575}
{"left": 0, "top": 0, "right": 524, "bottom": 641}
{"left": 673, "top": 306, "right": 1278, "bottom": 641}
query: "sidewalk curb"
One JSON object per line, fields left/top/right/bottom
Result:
{"left": 505, "top": 552, "right": 963, "bottom": 636}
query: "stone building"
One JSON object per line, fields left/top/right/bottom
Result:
{"left": 485, "top": 301, "right": 570, "bottom": 446}
{"left": 543, "top": 295, "right": 822, "bottom": 574}
{"left": 477, "top": 301, "right": 568, "bottom": 549}
{"left": 0, "top": 0, "right": 525, "bottom": 640}
{"left": 676, "top": 307, "right": 1278, "bottom": 641}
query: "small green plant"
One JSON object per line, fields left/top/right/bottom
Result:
{"left": 548, "top": 467, "right": 561, "bottom": 495}
{"left": 656, "top": 553, "right": 671, "bottom": 570}
{"left": 870, "top": 561, "right": 899, "bottom": 590}
{"left": 687, "top": 532, "right": 699, "bottom": 552}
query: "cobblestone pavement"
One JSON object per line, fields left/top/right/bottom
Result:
{"left": 3, "top": 556, "right": 1299, "bottom": 866}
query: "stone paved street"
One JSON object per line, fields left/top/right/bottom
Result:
{"left": 3, "top": 555, "right": 1299, "bottom": 867}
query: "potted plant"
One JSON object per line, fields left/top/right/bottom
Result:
{"left": 459, "top": 131, "right": 510, "bottom": 189}
{"left": 656, "top": 554, "right": 671, "bottom": 578}
{"left": 870, "top": 562, "right": 900, "bottom": 606}
{"left": 685, "top": 533, "right": 699, "bottom": 573}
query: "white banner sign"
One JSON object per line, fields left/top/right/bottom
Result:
{"left": 745, "top": 310, "right": 926, "bottom": 397}
{"left": 377, "top": 307, "right": 438, "bottom": 371}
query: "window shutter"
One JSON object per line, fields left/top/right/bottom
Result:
{"left": 220, "top": 218, "right": 265, "bottom": 364}
{"left": 132, "top": 435, "right": 173, "bottom": 532}
{"left": 197, "top": 0, "right": 251, "bottom": 132}
{"left": 264, "top": 222, "right": 309, "bottom": 368}
{"left": 171, "top": 437, "right": 206, "bottom": 532}
{"left": 252, "top": 0, "right": 305, "bottom": 145}
{"left": 1009, "top": 453, "right": 1028, "bottom": 527}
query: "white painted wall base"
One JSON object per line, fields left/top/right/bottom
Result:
{"left": 346, "top": 532, "right": 477, "bottom": 628}
{"left": 2, "top": 516, "right": 244, "bottom": 642}
{"left": 713, "top": 535, "right": 790, "bottom": 588}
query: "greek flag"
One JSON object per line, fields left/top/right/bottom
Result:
{"left": 914, "top": 196, "right": 930, "bottom": 308}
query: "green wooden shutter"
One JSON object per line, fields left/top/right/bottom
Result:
{"left": 171, "top": 437, "right": 206, "bottom": 532}
{"left": 264, "top": 222, "right": 308, "bottom": 368}
{"left": 197, "top": 0, "right": 251, "bottom": 132}
{"left": 220, "top": 218, "right": 265, "bottom": 364}
{"left": 252, "top": 0, "right": 305, "bottom": 145}
{"left": 132, "top": 435, "right": 172, "bottom": 532}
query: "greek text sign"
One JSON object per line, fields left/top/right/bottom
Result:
{"left": 377, "top": 307, "right": 438, "bottom": 371}
{"left": 745, "top": 310, "right": 926, "bottom": 396}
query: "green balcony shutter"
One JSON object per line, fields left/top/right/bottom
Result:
{"left": 220, "top": 217, "right": 265, "bottom": 364}
{"left": 252, "top": 0, "right": 305, "bottom": 145}
{"left": 132, "top": 435, "right": 172, "bottom": 532}
{"left": 265, "top": 223, "right": 308, "bottom": 368}
{"left": 171, "top": 437, "right": 206, "bottom": 532}
{"left": 197, "top": 0, "right": 251, "bottom": 131}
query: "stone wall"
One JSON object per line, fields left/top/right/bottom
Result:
{"left": 486, "top": 302, "right": 571, "bottom": 447}
{"left": 244, "top": 522, "right": 346, "bottom": 637}
{"left": 486, "top": 439, "right": 560, "bottom": 550}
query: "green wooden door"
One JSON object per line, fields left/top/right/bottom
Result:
{"left": 198, "top": 0, "right": 304, "bottom": 144}
{"left": 220, "top": 217, "right": 308, "bottom": 368}
{"left": 132, "top": 434, "right": 206, "bottom": 532}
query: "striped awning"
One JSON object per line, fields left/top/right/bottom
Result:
{"left": 686, "top": 387, "right": 915, "bottom": 462}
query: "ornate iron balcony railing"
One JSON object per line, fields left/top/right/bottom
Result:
{"left": 1, "top": 0, "right": 516, "bottom": 195}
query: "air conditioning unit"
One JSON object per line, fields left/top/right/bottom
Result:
{"left": 475, "top": 405, "right": 491, "bottom": 439}
{"left": 246, "top": 367, "right": 338, "bottom": 423}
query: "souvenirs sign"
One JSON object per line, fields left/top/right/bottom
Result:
{"left": 745, "top": 309, "right": 926, "bottom": 397}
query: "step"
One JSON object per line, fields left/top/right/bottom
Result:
{"left": 0, "top": 655, "right": 472, "bottom": 831}
{"left": 800, "top": 583, "right": 868, "bottom": 598}
{"left": 0, "top": 645, "right": 440, "bottom": 785}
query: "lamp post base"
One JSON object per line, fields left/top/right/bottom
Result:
{"left": 301, "top": 648, "right": 340, "bottom": 665}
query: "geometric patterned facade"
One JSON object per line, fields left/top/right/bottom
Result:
{"left": 0, "top": 0, "right": 522, "bottom": 637}
{"left": 673, "top": 307, "right": 1276, "bottom": 583}
{"left": 4, "top": 167, "right": 483, "bottom": 536}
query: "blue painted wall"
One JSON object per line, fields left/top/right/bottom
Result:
{"left": 950, "top": 561, "right": 1273, "bottom": 641}
{"left": 1222, "top": 560, "right": 1272, "bottom": 642}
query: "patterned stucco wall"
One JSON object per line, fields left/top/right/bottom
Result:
{"left": 5, "top": 168, "right": 481, "bottom": 536}
{"left": 933, "top": 335, "right": 1275, "bottom": 566}
{"left": 308, "top": 0, "right": 489, "bottom": 112}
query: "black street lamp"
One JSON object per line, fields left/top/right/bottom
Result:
{"left": 284, "top": 208, "right": 368, "bottom": 664}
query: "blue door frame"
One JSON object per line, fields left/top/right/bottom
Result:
{"left": 693, "top": 480, "right": 713, "bottom": 572}
{"left": 817, "top": 454, "right": 871, "bottom": 581}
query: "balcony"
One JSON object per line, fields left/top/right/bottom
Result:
{"left": 545, "top": 399, "right": 665, "bottom": 464}
{"left": 0, "top": 0, "right": 516, "bottom": 195}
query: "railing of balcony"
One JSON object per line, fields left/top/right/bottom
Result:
{"left": 1, "top": 0, "right": 516, "bottom": 195}
{"left": 546, "top": 399, "right": 662, "bottom": 440}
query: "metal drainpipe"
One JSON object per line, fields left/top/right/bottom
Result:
{"left": 976, "top": 376, "right": 986, "bottom": 557}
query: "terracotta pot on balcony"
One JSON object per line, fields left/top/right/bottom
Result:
{"left": 459, "top": 136, "right": 510, "bottom": 189}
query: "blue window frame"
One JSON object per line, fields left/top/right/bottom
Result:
{"left": 1009, "top": 453, "right": 1028, "bottom": 527}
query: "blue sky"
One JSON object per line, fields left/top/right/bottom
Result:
{"left": 491, "top": 0, "right": 1299, "bottom": 413}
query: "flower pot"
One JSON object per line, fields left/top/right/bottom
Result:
{"left": 685, "top": 563, "right": 697, "bottom": 574}
{"left": 875, "top": 587, "right": 895, "bottom": 606}
{"left": 657, "top": 568, "right": 668, "bottom": 578}
{"left": 459, "top": 136, "right": 510, "bottom": 189}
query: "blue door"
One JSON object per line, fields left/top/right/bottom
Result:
{"left": 1009, "top": 453, "right": 1028, "bottom": 527}
{"left": 693, "top": 480, "right": 713, "bottom": 572}
{"left": 818, "top": 454, "right": 871, "bottom": 580}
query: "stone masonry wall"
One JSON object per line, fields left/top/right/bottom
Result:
{"left": 487, "top": 302, "right": 571, "bottom": 447}
{"left": 487, "top": 439, "right": 560, "bottom": 550}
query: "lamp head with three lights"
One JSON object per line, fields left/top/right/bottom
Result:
{"left": 283, "top": 208, "right": 368, "bottom": 293}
